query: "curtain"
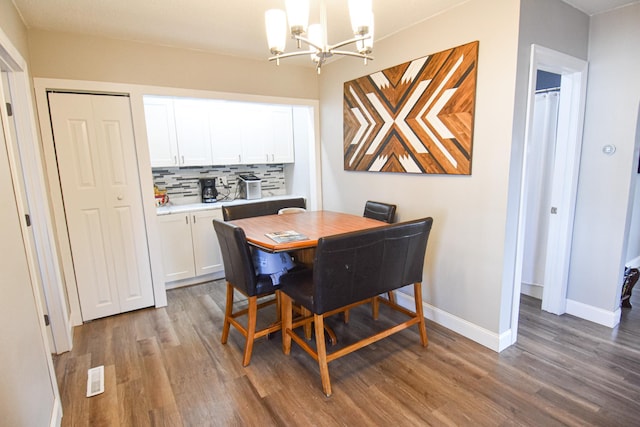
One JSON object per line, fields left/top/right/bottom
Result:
{"left": 522, "top": 91, "right": 560, "bottom": 288}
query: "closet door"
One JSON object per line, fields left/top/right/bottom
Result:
{"left": 49, "top": 93, "right": 154, "bottom": 320}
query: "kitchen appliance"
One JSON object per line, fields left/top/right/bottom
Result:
{"left": 238, "top": 173, "right": 262, "bottom": 200}
{"left": 200, "top": 178, "right": 218, "bottom": 203}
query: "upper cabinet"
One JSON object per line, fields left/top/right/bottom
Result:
{"left": 173, "top": 98, "right": 213, "bottom": 166}
{"left": 144, "top": 96, "right": 295, "bottom": 167}
{"left": 144, "top": 96, "right": 179, "bottom": 167}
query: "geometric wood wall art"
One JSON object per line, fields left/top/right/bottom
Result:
{"left": 343, "top": 41, "right": 479, "bottom": 174}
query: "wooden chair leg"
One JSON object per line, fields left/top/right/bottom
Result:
{"left": 302, "top": 307, "right": 312, "bottom": 340}
{"left": 314, "top": 314, "right": 332, "bottom": 397}
{"left": 371, "top": 296, "right": 380, "bottom": 320}
{"left": 414, "top": 282, "right": 428, "bottom": 347}
{"left": 221, "top": 282, "right": 233, "bottom": 344}
{"left": 343, "top": 309, "right": 350, "bottom": 324}
{"left": 387, "top": 291, "right": 396, "bottom": 304}
{"left": 282, "top": 293, "right": 293, "bottom": 355}
{"left": 242, "top": 296, "right": 258, "bottom": 366}
{"left": 275, "top": 290, "right": 282, "bottom": 322}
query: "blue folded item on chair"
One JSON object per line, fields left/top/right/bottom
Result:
{"left": 252, "top": 249, "right": 295, "bottom": 285}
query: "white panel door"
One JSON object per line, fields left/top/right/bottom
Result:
{"left": 191, "top": 209, "right": 224, "bottom": 275}
{"left": 143, "top": 96, "right": 179, "bottom": 167}
{"left": 49, "top": 93, "right": 154, "bottom": 320}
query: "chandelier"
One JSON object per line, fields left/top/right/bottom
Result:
{"left": 265, "top": 0, "right": 374, "bottom": 73}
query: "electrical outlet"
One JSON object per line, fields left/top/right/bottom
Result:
{"left": 220, "top": 176, "right": 228, "bottom": 187}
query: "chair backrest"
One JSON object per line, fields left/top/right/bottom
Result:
{"left": 212, "top": 219, "right": 259, "bottom": 296}
{"left": 311, "top": 217, "right": 433, "bottom": 314}
{"left": 363, "top": 200, "right": 397, "bottom": 223}
{"left": 222, "top": 197, "right": 306, "bottom": 221}
{"left": 278, "top": 207, "right": 307, "bottom": 215}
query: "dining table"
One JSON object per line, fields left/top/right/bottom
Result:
{"left": 230, "top": 210, "right": 388, "bottom": 340}
{"left": 229, "top": 210, "right": 388, "bottom": 254}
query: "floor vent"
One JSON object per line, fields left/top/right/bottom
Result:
{"left": 86, "top": 365, "right": 105, "bottom": 397}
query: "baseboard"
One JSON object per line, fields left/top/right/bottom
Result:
{"left": 50, "top": 397, "right": 62, "bottom": 427}
{"left": 521, "top": 282, "right": 543, "bottom": 299}
{"left": 395, "top": 291, "right": 504, "bottom": 352}
{"left": 164, "top": 271, "right": 225, "bottom": 290}
{"left": 565, "top": 299, "right": 621, "bottom": 328}
{"left": 626, "top": 256, "right": 640, "bottom": 269}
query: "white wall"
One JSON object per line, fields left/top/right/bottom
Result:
{"left": 569, "top": 3, "right": 640, "bottom": 310}
{"left": 318, "top": 0, "right": 520, "bottom": 341}
{"left": 27, "top": 29, "right": 319, "bottom": 100}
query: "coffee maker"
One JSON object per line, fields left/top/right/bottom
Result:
{"left": 199, "top": 178, "right": 218, "bottom": 203}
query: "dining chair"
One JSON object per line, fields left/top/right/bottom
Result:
{"left": 361, "top": 200, "right": 398, "bottom": 313}
{"left": 279, "top": 217, "right": 433, "bottom": 396}
{"left": 278, "top": 207, "right": 307, "bottom": 215}
{"left": 363, "top": 200, "right": 396, "bottom": 223}
{"left": 222, "top": 197, "right": 306, "bottom": 221}
{"left": 212, "top": 219, "right": 282, "bottom": 366}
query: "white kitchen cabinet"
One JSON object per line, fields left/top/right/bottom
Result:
{"left": 158, "top": 213, "right": 196, "bottom": 281}
{"left": 144, "top": 96, "right": 179, "bottom": 167}
{"left": 243, "top": 104, "right": 294, "bottom": 164}
{"left": 157, "top": 209, "right": 224, "bottom": 283}
{"left": 191, "top": 209, "right": 224, "bottom": 275}
{"left": 145, "top": 96, "right": 295, "bottom": 167}
{"left": 173, "top": 98, "right": 214, "bottom": 166}
{"left": 267, "top": 105, "right": 295, "bottom": 163}
{"left": 241, "top": 103, "right": 272, "bottom": 164}
{"left": 210, "top": 101, "right": 243, "bottom": 165}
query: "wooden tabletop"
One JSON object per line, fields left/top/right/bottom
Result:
{"left": 230, "top": 210, "right": 387, "bottom": 252}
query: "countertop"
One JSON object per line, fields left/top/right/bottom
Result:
{"left": 156, "top": 195, "right": 302, "bottom": 216}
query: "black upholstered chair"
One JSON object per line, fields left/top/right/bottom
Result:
{"left": 363, "top": 200, "right": 396, "bottom": 224}
{"left": 362, "top": 200, "right": 398, "bottom": 308}
{"left": 213, "top": 219, "right": 281, "bottom": 366}
{"left": 280, "top": 217, "right": 433, "bottom": 396}
{"left": 222, "top": 197, "right": 306, "bottom": 221}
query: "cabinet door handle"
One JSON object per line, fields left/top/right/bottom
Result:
{"left": 266, "top": 154, "right": 269, "bottom": 162}
{"left": 173, "top": 155, "right": 177, "bottom": 165}
{"left": 185, "top": 215, "right": 189, "bottom": 224}
{"left": 181, "top": 155, "right": 185, "bottom": 164}
{"left": 193, "top": 215, "right": 196, "bottom": 223}
{"left": 238, "top": 154, "right": 241, "bottom": 162}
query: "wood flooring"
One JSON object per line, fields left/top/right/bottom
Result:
{"left": 54, "top": 281, "right": 640, "bottom": 426}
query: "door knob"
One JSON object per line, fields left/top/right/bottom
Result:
{"left": 117, "top": 195, "right": 124, "bottom": 200}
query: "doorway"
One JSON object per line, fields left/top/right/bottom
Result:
{"left": 510, "top": 45, "right": 589, "bottom": 345}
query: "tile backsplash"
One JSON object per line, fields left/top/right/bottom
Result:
{"left": 152, "top": 164, "right": 287, "bottom": 204}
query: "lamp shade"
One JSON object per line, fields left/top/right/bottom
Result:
{"left": 265, "top": 9, "right": 287, "bottom": 54}
{"left": 308, "top": 23, "right": 323, "bottom": 61}
{"left": 348, "top": 0, "right": 372, "bottom": 35}
{"left": 285, "top": 0, "right": 310, "bottom": 35}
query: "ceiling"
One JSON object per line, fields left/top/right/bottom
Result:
{"left": 11, "top": 0, "right": 639, "bottom": 67}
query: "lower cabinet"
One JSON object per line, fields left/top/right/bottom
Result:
{"left": 158, "top": 209, "right": 224, "bottom": 283}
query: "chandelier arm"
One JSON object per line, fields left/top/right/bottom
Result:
{"left": 329, "top": 50, "right": 374, "bottom": 60}
{"left": 268, "top": 50, "right": 317, "bottom": 61}
{"left": 327, "top": 34, "right": 371, "bottom": 51}
{"left": 293, "top": 35, "right": 324, "bottom": 52}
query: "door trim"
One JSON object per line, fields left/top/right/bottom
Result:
{"left": 510, "top": 45, "right": 588, "bottom": 345}
{"left": 0, "top": 26, "right": 63, "bottom": 425}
